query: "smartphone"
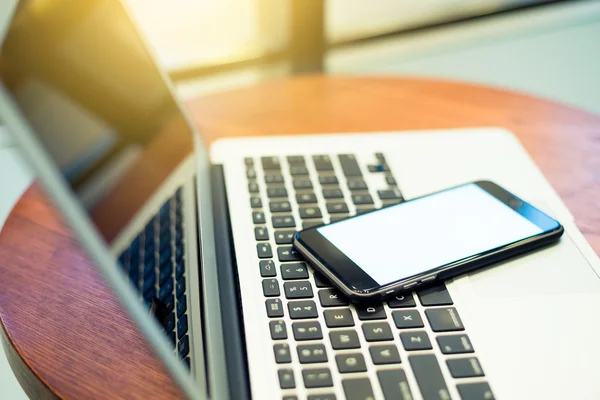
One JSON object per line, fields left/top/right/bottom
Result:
{"left": 294, "top": 180, "right": 563, "bottom": 303}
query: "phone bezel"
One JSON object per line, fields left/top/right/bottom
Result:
{"left": 294, "top": 180, "right": 563, "bottom": 301}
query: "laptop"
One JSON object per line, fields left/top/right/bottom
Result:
{"left": 1, "top": 1, "right": 599, "bottom": 399}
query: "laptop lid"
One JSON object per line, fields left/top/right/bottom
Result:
{"left": 0, "top": 1, "right": 219, "bottom": 398}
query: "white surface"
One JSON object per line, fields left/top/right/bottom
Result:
{"left": 328, "top": 0, "right": 600, "bottom": 115}
{"left": 319, "top": 183, "right": 542, "bottom": 285}
{"left": 212, "top": 127, "right": 599, "bottom": 400}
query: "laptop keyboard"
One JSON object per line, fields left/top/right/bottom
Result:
{"left": 246, "top": 154, "right": 495, "bottom": 400}
{"left": 117, "top": 187, "right": 191, "bottom": 368}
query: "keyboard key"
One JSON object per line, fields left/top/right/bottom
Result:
{"left": 351, "top": 194, "right": 374, "bottom": 205}
{"left": 297, "top": 344, "right": 328, "bottom": 363}
{"left": 347, "top": 179, "right": 368, "bottom": 191}
{"left": 296, "top": 192, "right": 318, "bottom": 204}
{"left": 370, "top": 345, "right": 401, "bottom": 365}
{"left": 164, "top": 294, "right": 175, "bottom": 314}
{"left": 262, "top": 156, "right": 281, "bottom": 171}
{"left": 409, "top": 354, "right": 450, "bottom": 400}
{"left": 322, "top": 188, "right": 344, "bottom": 199}
{"left": 274, "top": 230, "right": 295, "bottom": 244}
{"left": 356, "top": 304, "right": 386, "bottom": 320}
{"left": 308, "top": 395, "right": 335, "bottom": 400}
{"left": 254, "top": 227, "right": 269, "bottom": 241}
{"left": 287, "top": 155, "right": 306, "bottom": 165}
{"left": 342, "top": 378, "right": 374, "bottom": 400}
{"left": 378, "top": 189, "right": 402, "bottom": 200}
{"left": 178, "top": 335, "right": 190, "bottom": 358}
{"left": 269, "top": 201, "right": 292, "bottom": 213}
{"left": 159, "top": 278, "right": 174, "bottom": 301}
{"left": 318, "top": 289, "right": 349, "bottom": 307}
{"left": 323, "top": 309, "right": 354, "bottom": 328}
{"left": 246, "top": 168, "right": 257, "bottom": 179}
{"left": 278, "top": 369, "right": 295, "bottom": 389}
{"left": 293, "top": 178, "right": 313, "bottom": 190}
{"left": 387, "top": 293, "right": 416, "bottom": 308}
{"left": 367, "top": 163, "right": 389, "bottom": 173}
{"left": 377, "top": 369, "right": 412, "bottom": 400}
{"left": 400, "top": 331, "right": 432, "bottom": 351}
{"left": 259, "top": 260, "right": 277, "bottom": 277}
{"left": 177, "top": 314, "right": 188, "bottom": 338}
{"left": 288, "top": 300, "right": 318, "bottom": 319}
{"left": 252, "top": 211, "right": 266, "bottom": 224}
{"left": 425, "top": 307, "right": 464, "bottom": 332}
{"left": 312, "top": 155, "right": 334, "bottom": 171}
{"left": 336, "top": 353, "right": 367, "bottom": 373}
{"left": 329, "top": 215, "right": 349, "bottom": 223}
{"left": 272, "top": 215, "right": 296, "bottom": 228}
{"left": 417, "top": 283, "right": 453, "bottom": 306}
{"left": 385, "top": 175, "right": 397, "bottom": 186}
{"left": 264, "top": 174, "right": 284, "bottom": 184}
{"left": 281, "top": 263, "right": 309, "bottom": 280}
{"left": 457, "top": 382, "right": 495, "bottom": 400}
{"left": 262, "top": 278, "right": 280, "bottom": 297}
{"left": 292, "top": 321, "right": 323, "bottom": 340}
{"left": 392, "top": 310, "right": 424, "bottom": 329}
{"left": 267, "top": 187, "right": 288, "bottom": 198}
{"left": 159, "top": 263, "right": 173, "bottom": 285}
{"left": 318, "top": 175, "right": 338, "bottom": 185}
{"left": 447, "top": 357, "right": 485, "bottom": 378}
{"left": 299, "top": 207, "right": 322, "bottom": 219}
{"left": 269, "top": 320, "right": 287, "bottom": 340}
{"left": 176, "top": 295, "right": 187, "bottom": 318}
{"left": 362, "top": 322, "right": 393, "bottom": 342}
{"left": 248, "top": 182, "right": 259, "bottom": 193}
{"left": 303, "top": 368, "right": 333, "bottom": 388}
{"left": 329, "top": 330, "right": 360, "bottom": 350}
{"left": 244, "top": 157, "right": 254, "bottom": 166}
{"left": 437, "top": 334, "right": 474, "bottom": 354}
{"left": 143, "top": 269, "right": 156, "bottom": 290}
{"left": 274, "top": 343, "right": 292, "bottom": 363}
{"left": 163, "top": 312, "right": 175, "bottom": 333}
{"left": 168, "top": 331, "right": 176, "bottom": 347}
{"left": 143, "top": 286, "right": 156, "bottom": 302}
{"left": 266, "top": 298, "right": 284, "bottom": 317}
{"left": 257, "top": 243, "right": 273, "bottom": 258}
{"left": 158, "top": 243, "right": 171, "bottom": 264}
{"left": 278, "top": 246, "right": 302, "bottom": 262}
{"left": 355, "top": 206, "right": 375, "bottom": 214}
{"left": 303, "top": 220, "right": 323, "bottom": 229}
{"left": 284, "top": 281, "right": 313, "bottom": 299}
{"left": 326, "top": 202, "right": 349, "bottom": 214}
{"left": 290, "top": 166, "right": 309, "bottom": 176}
{"left": 175, "top": 259, "right": 184, "bottom": 279}
{"left": 338, "top": 154, "right": 362, "bottom": 177}
{"left": 313, "top": 272, "right": 331, "bottom": 288}
{"left": 250, "top": 196, "right": 262, "bottom": 208}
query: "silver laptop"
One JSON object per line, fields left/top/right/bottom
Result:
{"left": 2, "top": 1, "right": 600, "bottom": 399}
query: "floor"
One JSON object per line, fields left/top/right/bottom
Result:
{"left": 0, "top": 1, "right": 598, "bottom": 397}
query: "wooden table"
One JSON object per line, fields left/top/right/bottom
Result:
{"left": 1, "top": 76, "right": 599, "bottom": 399}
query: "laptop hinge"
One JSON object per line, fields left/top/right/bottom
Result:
{"left": 210, "top": 164, "right": 251, "bottom": 400}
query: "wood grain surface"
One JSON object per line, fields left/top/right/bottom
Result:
{"left": 0, "top": 76, "right": 598, "bottom": 399}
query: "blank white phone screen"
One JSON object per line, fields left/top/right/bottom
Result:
{"left": 317, "top": 183, "right": 542, "bottom": 286}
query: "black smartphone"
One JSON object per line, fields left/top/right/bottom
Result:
{"left": 294, "top": 180, "right": 563, "bottom": 303}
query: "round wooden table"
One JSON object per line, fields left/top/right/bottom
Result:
{"left": 1, "top": 76, "right": 599, "bottom": 399}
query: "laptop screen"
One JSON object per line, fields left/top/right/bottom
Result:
{"left": 0, "top": 0, "right": 197, "bottom": 243}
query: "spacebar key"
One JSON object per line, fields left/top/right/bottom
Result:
{"left": 408, "top": 355, "right": 450, "bottom": 400}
